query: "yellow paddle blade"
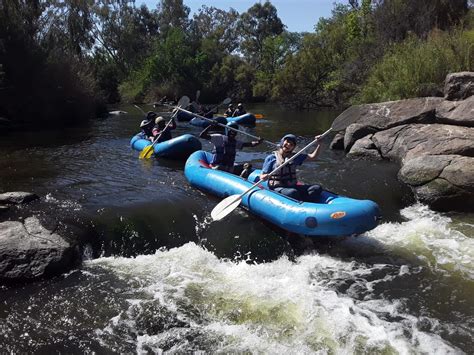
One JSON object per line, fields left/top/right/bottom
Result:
{"left": 139, "top": 144, "right": 154, "bottom": 159}
{"left": 254, "top": 114, "right": 264, "bottom": 119}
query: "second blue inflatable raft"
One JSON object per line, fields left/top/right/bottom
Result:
{"left": 185, "top": 150, "right": 381, "bottom": 236}
{"left": 131, "top": 133, "right": 202, "bottom": 159}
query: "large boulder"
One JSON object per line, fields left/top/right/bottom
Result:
{"left": 341, "top": 97, "right": 443, "bottom": 151}
{"left": 399, "top": 155, "right": 474, "bottom": 211}
{"left": 436, "top": 96, "right": 474, "bottom": 127}
{"left": 444, "top": 72, "right": 474, "bottom": 101}
{"left": 344, "top": 124, "right": 378, "bottom": 151}
{"left": 0, "top": 192, "right": 39, "bottom": 205}
{"left": 350, "top": 97, "right": 443, "bottom": 130}
{"left": 0, "top": 216, "right": 77, "bottom": 281}
{"left": 347, "top": 134, "right": 382, "bottom": 160}
{"left": 371, "top": 124, "right": 474, "bottom": 162}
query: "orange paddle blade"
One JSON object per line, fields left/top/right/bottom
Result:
{"left": 254, "top": 114, "right": 264, "bottom": 119}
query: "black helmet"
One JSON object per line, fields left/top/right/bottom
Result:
{"left": 280, "top": 134, "right": 297, "bottom": 146}
{"left": 146, "top": 111, "right": 157, "bottom": 120}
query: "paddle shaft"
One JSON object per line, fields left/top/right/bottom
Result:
{"left": 234, "top": 133, "right": 327, "bottom": 204}
{"left": 170, "top": 105, "right": 277, "bottom": 148}
{"left": 134, "top": 104, "right": 146, "bottom": 115}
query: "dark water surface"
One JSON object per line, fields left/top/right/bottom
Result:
{"left": 0, "top": 103, "right": 472, "bottom": 353}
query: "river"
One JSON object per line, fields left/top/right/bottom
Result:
{"left": 0, "top": 103, "right": 473, "bottom": 353}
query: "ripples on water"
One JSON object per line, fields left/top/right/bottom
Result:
{"left": 0, "top": 204, "right": 472, "bottom": 353}
{"left": 0, "top": 105, "right": 472, "bottom": 353}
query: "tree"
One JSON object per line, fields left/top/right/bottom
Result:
{"left": 238, "top": 1, "right": 284, "bottom": 66}
{"left": 156, "top": 0, "right": 190, "bottom": 37}
{"left": 372, "top": 0, "right": 469, "bottom": 43}
{"left": 190, "top": 5, "right": 240, "bottom": 54}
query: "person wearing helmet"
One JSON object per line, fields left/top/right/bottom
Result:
{"left": 224, "top": 103, "right": 234, "bottom": 117}
{"left": 260, "top": 134, "right": 323, "bottom": 202}
{"left": 151, "top": 115, "right": 177, "bottom": 143}
{"left": 140, "top": 111, "right": 158, "bottom": 140}
{"left": 232, "top": 103, "right": 246, "bottom": 117}
{"left": 199, "top": 122, "right": 263, "bottom": 175}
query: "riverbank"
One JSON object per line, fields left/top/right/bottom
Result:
{"left": 331, "top": 72, "right": 474, "bottom": 212}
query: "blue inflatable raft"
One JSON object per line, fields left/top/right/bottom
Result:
{"left": 226, "top": 113, "right": 256, "bottom": 125}
{"left": 130, "top": 133, "right": 202, "bottom": 159}
{"left": 176, "top": 110, "right": 196, "bottom": 122}
{"left": 185, "top": 150, "right": 381, "bottom": 236}
{"left": 189, "top": 116, "right": 227, "bottom": 128}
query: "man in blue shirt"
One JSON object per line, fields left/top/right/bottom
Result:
{"left": 260, "top": 134, "right": 322, "bottom": 202}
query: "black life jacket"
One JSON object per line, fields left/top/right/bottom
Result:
{"left": 268, "top": 150, "right": 298, "bottom": 188}
{"left": 154, "top": 125, "right": 172, "bottom": 142}
{"left": 141, "top": 121, "right": 154, "bottom": 137}
{"left": 211, "top": 136, "right": 237, "bottom": 167}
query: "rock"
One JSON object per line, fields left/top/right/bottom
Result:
{"left": 444, "top": 72, "right": 474, "bottom": 101}
{"left": 0, "top": 216, "right": 77, "bottom": 281}
{"left": 344, "top": 123, "right": 378, "bottom": 151}
{"left": 347, "top": 134, "right": 382, "bottom": 160}
{"left": 436, "top": 96, "right": 474, "bottom": 127}
{"left": 399, "top": 155, "right": 474, "bottom": 211}
{"left": 108, "top": 110, "right": 127, "bottom": 115}
{"left": 330, "top": 132, "right": 344, "bottom": 150}
{"left": 372, "top": 124, "right": 474, "bottom": 162}
{"left": 351, "top": 97, "right": 443, "bottom": 130}
{"left": 398, "top": 155, "right": 452, "bottom": 186}
{"left": 0, "top": 192, "right": 39, "bottom": 205}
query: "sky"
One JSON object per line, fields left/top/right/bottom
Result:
{"left": 139, "top": 0, "right": 337, "bottom": 33}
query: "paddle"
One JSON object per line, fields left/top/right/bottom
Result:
{"left": 168, "top": 104, "right": 278, "bottom": 148}
{"left": 203, "top": 97, "right": 232, "bottom": 117}
{"left": 134, "top": 104, "right": 146, "bottom": 115}
{"left": 254, "top": 114, "right": 264, "bottom": 119}
{"left": 139, "top": 96, "right": 190, "bottom": 159}
{"left": 210, "top": 105, "right": 363, "bottom": 221}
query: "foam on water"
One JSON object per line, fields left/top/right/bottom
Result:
{"left": 88, "top": 239, "right": 464, "bottom": 354}
{"left": 367, "top": 203, "right": 474, "bottom": 280}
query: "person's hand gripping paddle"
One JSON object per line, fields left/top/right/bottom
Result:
{"left": 210, "top": 105, "right": 363, "bottom": 221}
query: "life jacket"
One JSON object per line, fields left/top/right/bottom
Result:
{"left": 141, "top": 121, "right": 154, "bottom": 138}
{"left": 268, "top": 150, "right": 298, "bottom": 188}
{"left": 211, "top": 136, "right": 237, "bottom": 167}
{"left": 153, "top": 125, "right": 172, "bottom": 143}
{"left": 232, "top": 109, "right": 246, "bottom": 117}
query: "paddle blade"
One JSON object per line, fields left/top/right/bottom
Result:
{"left": 178, "top": 96, "right": 190, "bottom": 108}
{"left": 254, "top": 114, "right": 264, "bottom": 119}
{"left": 222, "top": 97, "right": 232, "bottom": 105}
{"left": 139, "top": 144, "right": 154, "bottom": 159}
{"left": 211, "top": 194, "right": 242, "bottom": 221}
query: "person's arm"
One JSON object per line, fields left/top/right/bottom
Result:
{"left": 306, "top": 135, "right": 322, "bottom": 160}
{"left": 199, "top": 125, "right": 214, "bottom": 140}
{"left": 169, "top": 118, "right": 177, "bottom": 130}
{"left": 259, "top": 155, "right": 275, "bottom": 181}
{"left": 242, "top": 137, "right": 263, "bottom": 148}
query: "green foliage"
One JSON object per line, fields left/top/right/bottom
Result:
{"left": 238, "top": 1, "right": 284, "bottom": 66}
{"left": 355, "top": 30, "right": 474, "bottom": 103}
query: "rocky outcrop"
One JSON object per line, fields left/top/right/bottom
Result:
{"left": 398, "top": 155, "right": 474, "bottom": 211}
{"left": 0, "top": 191, "right": 84, "bottom": 282}
{"left": 444, "top": 72, "right": 474, "bottom": 101}
{"left": 435, "top": 95, "right": 474, "bottom": 127}
{"left": 0, "top": 217, "right": 76, "bottom": 280}
{"left": 331, "top": 72, "right": 474, "bottom": 211}
{"left": 0, "top": 192, "right": 39, "bottom": 205}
